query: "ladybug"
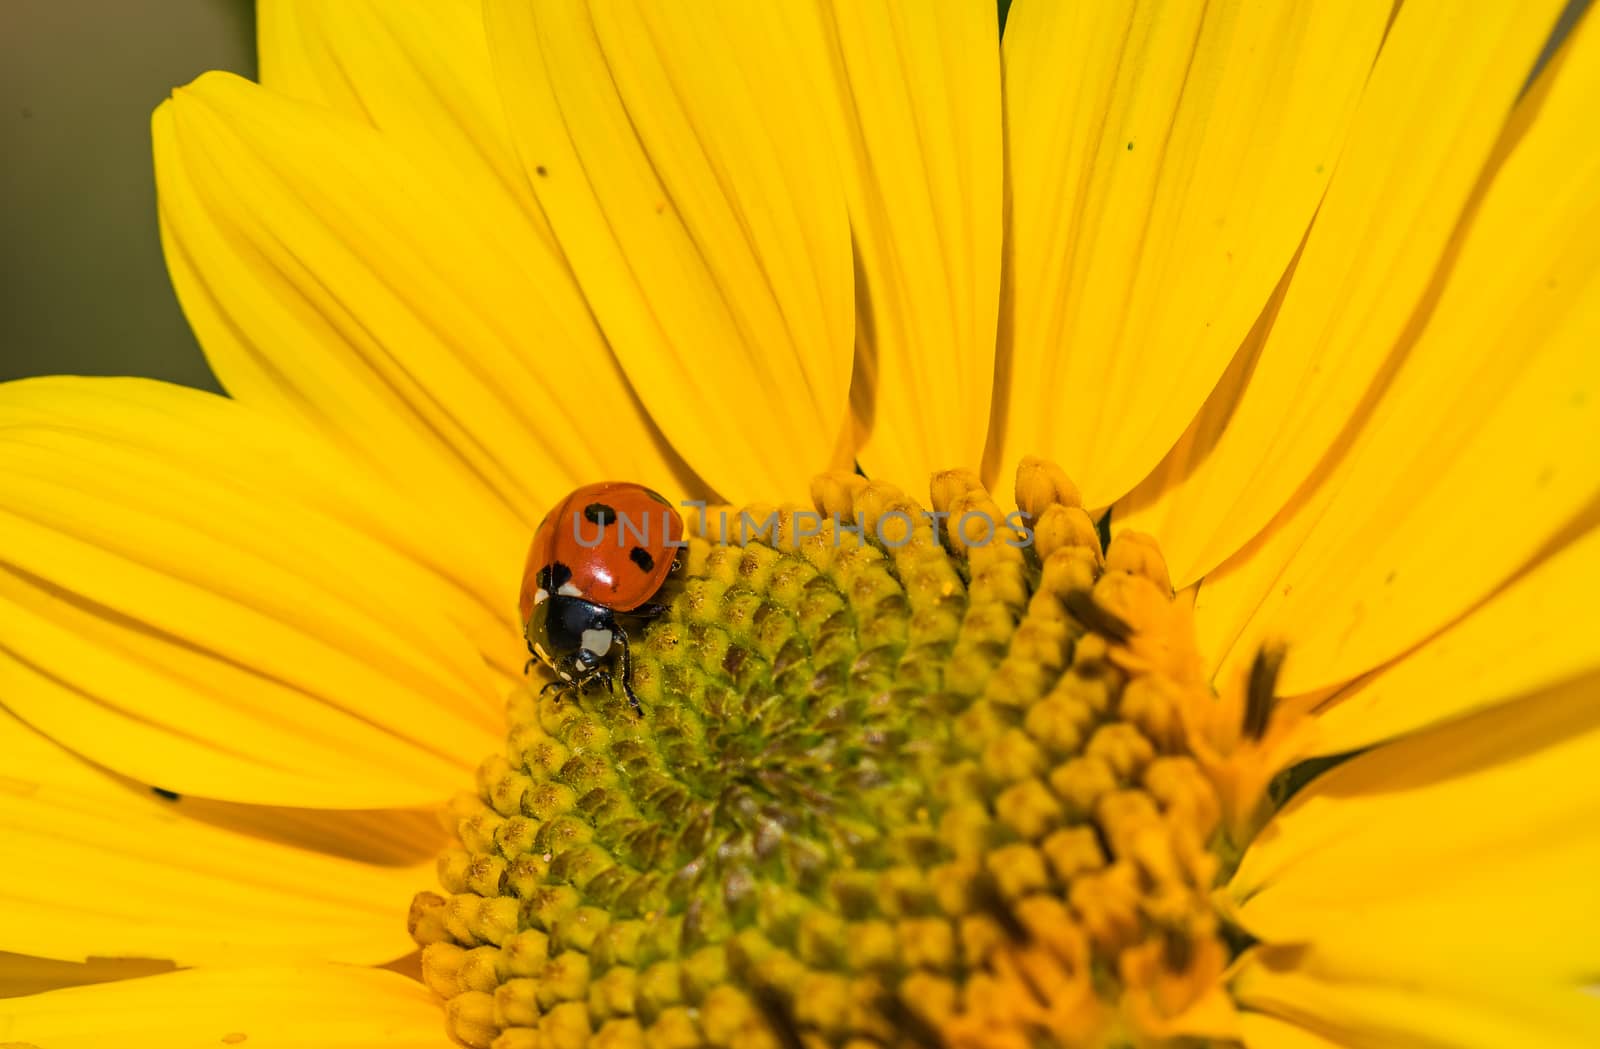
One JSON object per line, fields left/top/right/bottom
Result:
{"left": 519, "top": 481, "right": 684, "bottom": 715}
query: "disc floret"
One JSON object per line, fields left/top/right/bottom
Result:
{"left": 411, "top": 460, "right": 1275, "bottom": 1049}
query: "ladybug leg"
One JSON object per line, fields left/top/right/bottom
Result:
{"left": 629, "top": 602, "right": 671, "bottom": 620}
{"left": 541, "top": 678, "right": 581, "bottom": 707}
{"left": 612, "top": 623, "right": 644, "bottom": 718}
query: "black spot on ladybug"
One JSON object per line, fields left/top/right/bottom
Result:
{"left": 630, "top": 547, "right": 655, "bottom": 573}
{"left": 538, "top": 562, "right": 573, "bottom": 590}
{"left": 584, "top": 503, "right": 617, "bottom": 527}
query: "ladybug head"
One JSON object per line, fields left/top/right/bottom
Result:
{"left": 525, "top": 594, "right": 620, "bottom": 685}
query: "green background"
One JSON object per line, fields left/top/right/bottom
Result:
{"left": 2, "top": 0, "right": 253, "bottom": 392}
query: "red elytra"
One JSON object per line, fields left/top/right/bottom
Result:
{"left": 518, "top": 481, "right": 684, "bottom": 623}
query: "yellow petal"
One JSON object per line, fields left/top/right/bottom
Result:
{"left": 0, "top": 709, "right": 440, "bottom": 967}
{"left": 1117, "top": 0, "right": 1574, "bottom": 585}
{"left": 1194, "top": 12, "right": 1600, "bottom": 692}
{"left": 1111, "top": 268, "right": 1291, "bottom": 549}
{"left": 15, "top": 373, "right": 517, "bottom": 676}
{"left": 0, "top": 965, "right": 442, "bottom": 1049}
{"left": 1308, "top": 523, "right": 1600, "bottom": 755}
{"left": 1231, "top": 675, "right": 1600, "bottom": 1047}
{"left": 257, "top": 0, "right": 556, "bottom": 250}
{"left": 0, "top": 377, "right": 499, "bottom": 808}
{"left": 0, "top": 954, "right": 175, "bottom": 999}
{"left": 154, "top": 71, "right": 688, "bottom": 554}
{"left": 820, "top": 0, "right": 1002, "bottom": 487}
{"left": 1249, "top": 835, "right": 1600, "bottom": 986}
{"left": 484, "top": 0, "right": 854, "bottom": 501}
{"left": 1238, "top": 1011, "right": 1348, "bottom": 1049}
{"left": 992, "top": 0, "right": 1390, "bottom": 506}
{"left": 1232, "top": 673, "right": 1600, "bottom": 984}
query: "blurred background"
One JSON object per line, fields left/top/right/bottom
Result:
{"left": 2, "top": 0, "right": 254, "bottom": 392}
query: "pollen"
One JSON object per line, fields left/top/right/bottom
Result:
{"left": 410, "top": 459, "right": 1275, "bottom": 1048}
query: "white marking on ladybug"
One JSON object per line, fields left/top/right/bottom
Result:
{"left": 559, "top": 582, "right": 583, "bottom": 598}
{"left": 534, "top": 587, "right": 550, "bottom": 605}
{"left": 581, "top": 628, "right": 614, "bottom": 657}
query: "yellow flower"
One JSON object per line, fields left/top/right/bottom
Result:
{"left": 2, "top": 0, "right": 1597, "bottom": 1047}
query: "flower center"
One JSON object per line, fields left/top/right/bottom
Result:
{"left": 410, "top": 461, "right": 1272, "bottom": 1049}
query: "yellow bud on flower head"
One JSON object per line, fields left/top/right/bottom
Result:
{"left": 412, "top": 463, "right": 1283, "bottom": 1048}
